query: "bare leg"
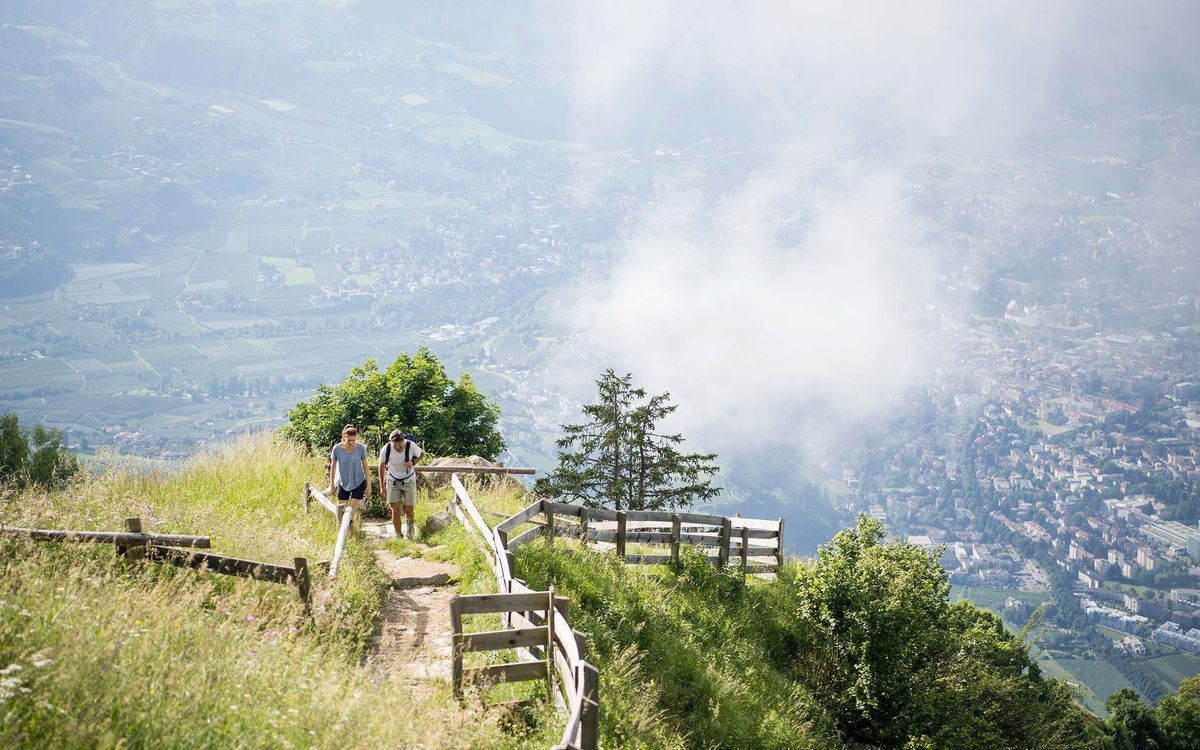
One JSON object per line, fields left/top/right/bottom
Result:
{"left": 390, "top": 503, "right": 403, "bottom": 536}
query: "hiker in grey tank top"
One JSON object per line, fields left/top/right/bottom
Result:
{"left": 327, "top": 425, "right": 372, "bottom": 506}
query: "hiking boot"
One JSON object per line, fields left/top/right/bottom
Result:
{"left": 405, "top": 521, "right": 415, "bottom": 540}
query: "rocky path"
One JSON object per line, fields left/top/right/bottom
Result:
{"left": 360, "top": 519, "right": 459, "bottom": 689}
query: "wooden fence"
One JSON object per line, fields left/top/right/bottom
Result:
{"left": 2, "top": 516, "right": 311, "bottom": 603}
{"left": 447, "top": 475, "right": 599, "bottom": 750}
{"left": 496, "top": 501, "right": 785, "bottom": 574}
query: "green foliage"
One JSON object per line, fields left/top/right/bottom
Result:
{"left": 282, "top": 347, "right": 504, "bottom": 459}
{"left": 0, "top": 412, "right": 80, "bottom": 491}
{"left": 535, "top": 370, "right": 719, "bottom": 511}
{"left": 513, "top": 520, "right": 1094, "bottom": 750}
{"left": 1156, "top": 675, "right": 1200, "bottom": 750}
{"left": 1105, "top": 688, "right": 1164, "bottom": 750}
{"left": 793, "top": 515, "right": 1091, "bottom": 749}
{"left": 1089, "top": 674, "right": 1200, "bottom": 750}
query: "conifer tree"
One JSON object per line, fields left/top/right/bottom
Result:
{"left": 535, "top": 370, "right": 720, "bottom": 511}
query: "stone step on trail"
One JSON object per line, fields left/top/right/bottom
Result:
{"left": 360, "top": 519, "right": 459, "bottom": 689}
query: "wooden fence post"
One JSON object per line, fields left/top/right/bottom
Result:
{"left": 671, "top": 513, "right": 681, "bottom": 565}
{"left": 579, "top": 661, "right": 599, "bottom": 750}
{"left": 450, "top": 595, "right": 464, "bottom": 699}
{"left": 294, "top": 557, "right": 310, "bottom": 604}
{"left": 580, "top": 507, "right": 589, "bottom": 546}
{"left": 741, "top": 526, "right": 750, "bottom": 572}
{"left": 776, "top": 517, "right": 785, "bottom": 571}
{"left": 546, "top": 504, "right": 555, "bottom": 547}
{"left": 615, "top": 511, "right": 627, "bottom": 559}
{"left": 546, "top": 586, "right": 556, "bottom": 700}
{"left": 718, "top": 517, "right": 731, "bottom": 568}
{"left": 303, "top": 482, "right": 311, "bottom": 514}
{"left": 123, "top": 517, "right": 146, "bottom": 562}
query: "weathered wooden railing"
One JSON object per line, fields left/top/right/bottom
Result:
{"left": 496, "top": 501, "right": 785, "bottom": 574}
{"left": 447, "top": 475, "right": 599, "bottom": 750}
{"left": 304, "top": 482, "right": 360, "bottom": 579}
{"left": 452, "top": 588, "right": 555, "bottom": 698}
{"left": 2, "top": 517, "right": 311, "bottom": 602}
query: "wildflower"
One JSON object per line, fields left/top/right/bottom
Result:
{"left": 0, "top": 664, "right": 22, "bottom": 676}
{"left": 0, "top": 675, "right": 23, "bottom": 701}
{"left": 245, "top": 614, "right": 256, "bottom": 622}
{"left": 263, "top": 630, "right": 282, "bottom": 639}
{"left": 30, "top": 652, "right": 51, "bottom": 669}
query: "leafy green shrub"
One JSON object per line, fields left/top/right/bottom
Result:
{"left": 282, "top": 347, "right": 504, "bottom": 459}
{"left": 513, "top": 515, "right": 1096, "bottom": 750}
{"left": 0, "top": 412, "right": 80, "bottom": 491}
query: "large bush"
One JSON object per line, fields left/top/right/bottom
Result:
{"left": 794, "top": 515, "right": 1092, "bottom": 749}
{"left": 281, "top": 348, "right": 504, "bottom": 459}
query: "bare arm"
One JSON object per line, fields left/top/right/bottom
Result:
{"left": 362, "top": 454, "right": 373, "bottom": 497}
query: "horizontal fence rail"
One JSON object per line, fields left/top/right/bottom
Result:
{"left": 414, "top": 465, "right": 536, "bottom": 475}
{"left": 497, "top": 501, "right": 785, "bottom": 574}
{"left": 1, "top": 525, "right": 211, "bottom": 548}
{"left": 304, "top": 482, "right": 359, "bottom": 580}
{"left": 4, "top": 516, "right": 310, "bottom": 603}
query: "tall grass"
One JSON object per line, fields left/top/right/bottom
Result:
{"left": 514, "top": 540, "right": 840, "bottom": 750}
{"left": 0, "top": 434, "right": 559, "bottom": 749}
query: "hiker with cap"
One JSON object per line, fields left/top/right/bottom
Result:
{"left": 378, "top": 430, "right": 424, "bottom": 538}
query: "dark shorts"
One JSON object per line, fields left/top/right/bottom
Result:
{"left": 337, "top": 480, "right": 366, "bottom": 500}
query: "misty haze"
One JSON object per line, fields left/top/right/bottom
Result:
{"left": 2, "top": 0, "right": 1200, "bottom": 742}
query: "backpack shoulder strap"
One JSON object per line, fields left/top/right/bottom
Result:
{"left": 405, "top": 441, "right": 411, "bottom": 463}
{"left": 384, "top": 442, "right": 392, "bottom": 463}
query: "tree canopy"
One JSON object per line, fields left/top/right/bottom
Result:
{"left": 793, "top": 515, "right": 1092, "bottom": 749}
{"left": 281, "top": 348, "right": 504, "bottom": 459}
{"left": 0, "top": 412, "right": 80, "bottom": 490}
{"left": 1088, "top": 676, "right": 1200, "bottom": 750}
{"left": 535, "top": 370, "right": 719, "bottom": 511}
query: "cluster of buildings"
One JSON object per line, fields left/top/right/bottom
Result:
{"left": 832, "top": 214, "right": 1200, "bottom": 653}
{"left": 1151, "top": 621, "right": 1200, "bottom": 654}
{"left": 1081, "top": 597, "right": 1150, "bottom": 633}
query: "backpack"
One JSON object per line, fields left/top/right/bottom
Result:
{"left": 383, "top": 438, "right": 414, "bottom": 480}
{"left": 382, "top": 440, "right": 411, "bottom": 464}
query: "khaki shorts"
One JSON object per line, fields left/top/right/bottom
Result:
{"left": 387, "top": 478, "right": 417, "bottom": 507}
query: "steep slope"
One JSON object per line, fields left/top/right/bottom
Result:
{"left": 511, "top": 523, "right": 1105, "bottom": 750}
{"left": 0, "top": 435, "right": 555, "bottom": 749}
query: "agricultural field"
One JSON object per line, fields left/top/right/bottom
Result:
{"left": 0, "top": 2, "right": 598, "bottom": 462}
{"left": 1142, "top": 652, "right": 1200, "bottom": 695}
{"left": 1052, "top": 658, "right": 1133, "bottom": 717}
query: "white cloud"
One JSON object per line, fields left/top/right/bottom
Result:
{"left": 550, "top": 0, "right": 1198, "bottom": 458}
{"left": 570, "top": 167, "right": 935, "bottom": 454}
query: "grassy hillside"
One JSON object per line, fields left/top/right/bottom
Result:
{"left": 512, "top": 526, "right": 1105, "bottom": 750}
{"left": 0, "top": 435, "right": 554, "bottom": 749}
{"left": 1, "top": 436, "right": 1107, "bottom": 750}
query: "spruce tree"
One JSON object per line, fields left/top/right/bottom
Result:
{"left": 536, "top": 370, "right": 720, "bottom": 511}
